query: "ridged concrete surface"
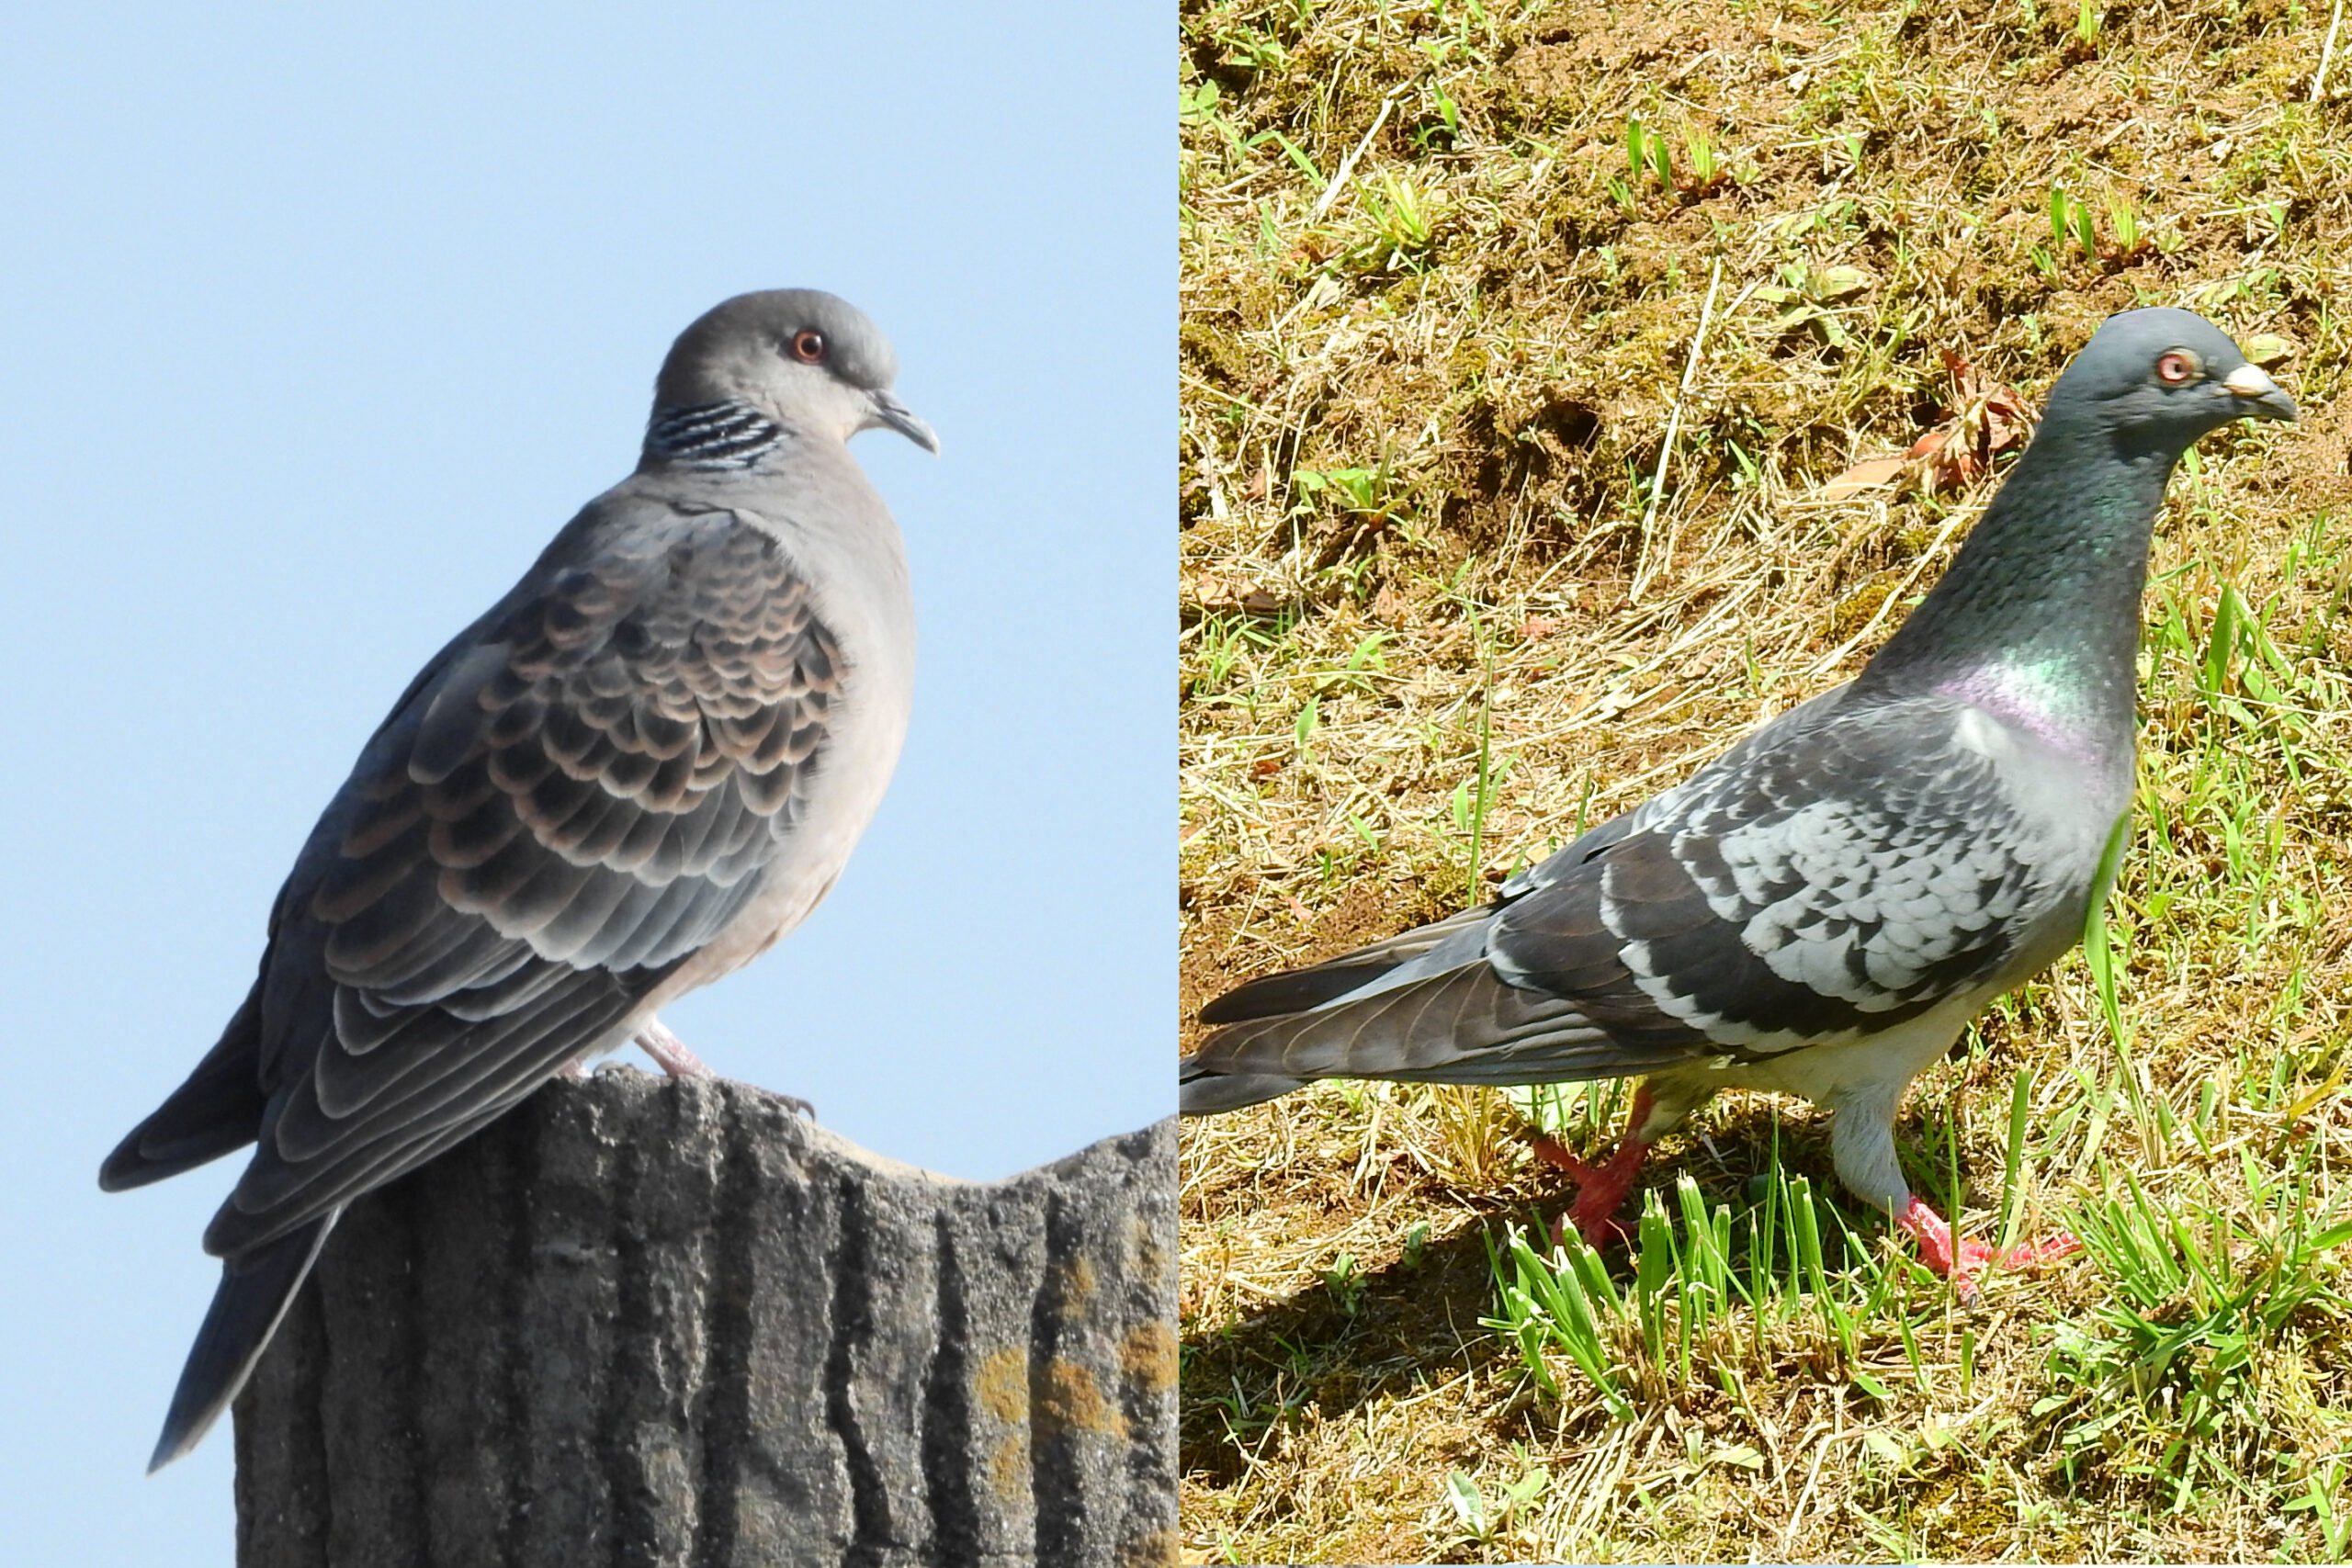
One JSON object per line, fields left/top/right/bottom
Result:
{"left": 233, "top": 1073, "right": 1175, "bottom": 1567}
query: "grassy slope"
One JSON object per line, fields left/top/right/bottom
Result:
{"left": 1179, "top": 0, "right": 2352, "bottom": 1561}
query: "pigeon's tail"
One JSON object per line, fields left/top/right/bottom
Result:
{"left": 1184, "top": 901, "right": 1668, "bottom": 1111}
{"left": 1183, "top": 908, "right": 1502, "bottom": 1114}
{"left": 1180, "top": 1062, "right": 1307, "bottom": 1114}
{"left": 1197, "top": 902, "right": 1503, "bottom": 1027}
{"left": 149, "top": 1214, "right": 336, "bottom": 1472}
{"left": 1186, "top": 956, "right": 1708, "bottom": 1109}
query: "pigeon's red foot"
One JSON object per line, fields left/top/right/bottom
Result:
{"left": 1528, "top": 1130, "right": 1651, "bottom": 1249}
{"left": 1897, "top": 1196, "right": 2079, "bottom": 1301}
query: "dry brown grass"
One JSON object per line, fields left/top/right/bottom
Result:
{"left": 1180, "top": 0, "right": 2352, "bottom": 1560}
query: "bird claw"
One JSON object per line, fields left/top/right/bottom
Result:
{"left": 1528, "top": 1130, "right": 1650, "bottom": 1251}
{"left": 1900, "top": 1198, "right": 2077, "bottom": 1301}
{"left": 634, "top": 1019, "right": 714, "bottom": 1079}
{"left": 1525, "top": 1130, "right": 1601, "bottom": 1184}
{"left": 1994, "top": 1230, "right": 2082, "bottom": 1269}
{"left": 624, "top": 1020, "right": 817, "bottom": 1116}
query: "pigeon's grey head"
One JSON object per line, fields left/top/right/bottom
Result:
{"left": 653, "top": 288, "right": 939, "bottom": 454}
{"left": 2047, "top": 307, "right": 2296, "bottom": 456}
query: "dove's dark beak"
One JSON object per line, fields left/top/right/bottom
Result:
{"left": 2222, "top": 363, "right": 2297, "bottom": 423}
{"left": 868, "top": 389, "right": 941, "bottom": 455}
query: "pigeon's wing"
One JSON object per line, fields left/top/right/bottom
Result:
{"left": 99, "top": 971, "right": 273, "bottom": 1190}
{"left": 1494, "top": 692, "right": 2081, "bottom": 1048}
{"left": 119, "top": 496, "right": 842, "bottom": 1259}
{"left": 1190, "top": 690, "right": 2092, "bottom": 1089}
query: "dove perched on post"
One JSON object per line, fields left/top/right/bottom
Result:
{"left": 102, "top": 289, "right": 938, "bottom": 1470}
{"left": 1182, "top": 308, "right": 2293, "bottom": 1292}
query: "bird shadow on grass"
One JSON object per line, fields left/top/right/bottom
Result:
{"left": 1178, "top": 1101, "right": 1917, "bottom": 1485}
{"left": 1180, "top": 1182, "right": 1542, "bottom": 1486}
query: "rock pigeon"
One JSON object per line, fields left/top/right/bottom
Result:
{"left": 1182, "top": 308, "right": 2293, "bottom": 1292}
{"left": 102, "top": 288, "right": 937, "bottom": 1470}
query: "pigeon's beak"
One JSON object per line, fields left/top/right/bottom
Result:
{"left": 2222, "top": 362, "right": 2297, "bottom": 423}
{"left": 867, "top": 389, "right": 941, "bottom": 455}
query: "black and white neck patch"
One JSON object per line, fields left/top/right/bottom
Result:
{"left": 643, "top": 400, "right": 785, "bottom": 468}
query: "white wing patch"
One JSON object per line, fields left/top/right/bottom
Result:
{"left": 1490, "top": 687, "right": 2112, "bottom": 1059}
{"left": 1688, "top": 797, "right": 2030, "bottom": 1005}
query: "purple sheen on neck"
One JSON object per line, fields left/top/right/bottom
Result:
{"left": 1929, "top": 661, "right": 2107, "bottom": 763}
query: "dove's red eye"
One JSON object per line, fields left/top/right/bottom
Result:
{"left": 2155, "top": 351, "right": 2197, "bottom": 384}
{"left": 791, "top": 331, "right": 826, "bottom": 364}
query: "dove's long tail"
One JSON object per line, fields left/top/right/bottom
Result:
{"left": 148, "top": 1214, "right": 336, "bottom": 1472}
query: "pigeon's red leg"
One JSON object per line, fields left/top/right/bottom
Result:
{"left": 1897, "top": 1196, "right": 2079, "bottom": 1301}
{"left": 634, "top": 1018, "right": 714, "bottom": 1079}
{"left": 1529, "top": 1085, "right": 1657, "bottom": 1248}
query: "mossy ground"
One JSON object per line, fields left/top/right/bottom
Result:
{"left": 1180, "top": 0, "right": 2352, "bottom": 1560}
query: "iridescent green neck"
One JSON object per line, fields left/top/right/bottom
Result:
{"left": 1856, "top": 412, "right": 2177, "bottom": 755}
{"left": 1924, "top": 653, "right": 2127, "bottom": 761}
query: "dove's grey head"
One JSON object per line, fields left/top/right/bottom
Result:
{"left": 2045, "top": 306, "right": 2296, "bottom": 456}
{"left": 644, "top": 289, "right": 938, "bottom": 468}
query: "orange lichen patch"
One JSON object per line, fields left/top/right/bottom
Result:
{"left": 1059, "top": 1253, "right": 1098, "bottom": 1313}
{"left": 989, "top": 1435, "right": 1027, "bottom": 1508}
{"left": 1036, "top": 1359, "right": 1126, "bottom": 1441}
{"left": 1121, "top": 1320, "right": 1180, "bottom": 1393}
{"left": 1123, "top": 1528, "right": 1181, "bottom": 1567}
{"left": 1130, "top": 1214, "right": 1170, "bottom": 1282}
{"left": 975, "top": 1344, "right": 1028, "bottom": 1426}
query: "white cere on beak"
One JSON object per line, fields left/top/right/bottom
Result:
{"left": 2223, "top": 362, "right": 2282, "bottom": 398}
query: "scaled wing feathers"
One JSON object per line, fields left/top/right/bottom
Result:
{"left": 202, "top": 499, "right": 839, "bottom": 1256}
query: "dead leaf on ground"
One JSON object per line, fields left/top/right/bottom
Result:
{"left": 1818, "top": 348, "right": 2036, "bottom": 500}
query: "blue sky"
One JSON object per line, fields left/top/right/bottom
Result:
{"left": 0, "top": 4, "right": 1165, "bottom": 1557}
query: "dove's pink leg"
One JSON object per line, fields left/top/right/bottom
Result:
{"left": 1897, "top": 1196, "right": 2079, "bottom": 1301}
{"left": 553, "top": 1018, "right": 710, "bottom": 1080}
{"left": 1529, "top": 1085, "right": 1657, "bottom": 1248}
{"left": 637, "top": 1017, "right": 817, "bottom": 1116}
{"left": 559, "top": 1017, "right": 815, "bottom": 1116}
{"left": 633, "top": 1018, "right": 714, "bottom": 1079}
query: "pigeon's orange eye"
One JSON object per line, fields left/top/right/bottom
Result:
{"left": 2155, "top": 351, "right": 2198, "bottom": 384}
{"left": 791, "top": 330, "right": 827, "bottom": 364}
